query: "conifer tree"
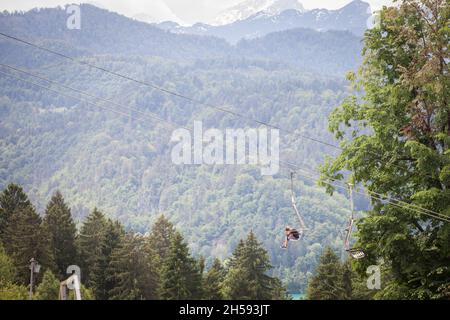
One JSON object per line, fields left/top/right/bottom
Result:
{"left": 42, "top": 191, "right": 77, "bottom": 277}
{"left": 0, "top": 184, "right": 33, "bottom": 245}
{"left": 147, "top": 214, "right": 176, "bottom": 266}
{"left": 342, "top": 260, "right": 353, "bottom": 299}
{"left": 202, "top": 258, "right": 225, "bottom": 300}
{"left": 306, "top": 248, "right": 346, "bottom": 300}
{"left": 5, "top": 206, "right": 54, "bottom": 285}
{"left": 90, "top": 219, "right": 124, "bottom": 300}
{"left": 77, "top": 208, "right": 108, "bottom": 286}
{"left": 108, "top": 234, "right": 159, "bottom": 300}
{"left": 223, "top": 232, "right": 285, "bottom": 300}
{"left": 160, "top": 232, "right": 202, "bottom": 300}
{"left": 34, "top": 270, "right": 59, "bottom": 300}
{"left": 78, "top": 209, "right": 125, "bottom": 299}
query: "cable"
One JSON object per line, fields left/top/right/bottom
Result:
{"left": 278, "top": 166, "right": 450, "bottom": 223}
{"left": 1, "top": 67, "right": 449, "bottom": 224}
{"left": 280, "top": 159, "right": 450, "bottom": 221}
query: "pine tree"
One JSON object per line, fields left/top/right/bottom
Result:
{"left": 223, "top": 232, "right": 285, "bottom": 300}
{"left": 90, "top": 219, "right": 124, "bottom": 300}
{"left": 160, "top": 232, "right": 202, "bottom": 300}
{"left": 5, "top": 206, "right": 54, "bottom": 285}
{"left": 202, "top": 258, "right": 225, "bottom": 300}
{"left": 270, "top": 277, "right": 290, "bottom": 300}
{"left": 42, "top": 191, "right": 77, "bottom": 277}
{"left": 227, "top": 240, "right": 245, "bottom": 269}
{"left": 306, "top": 248, "right": 346, "bottom": 300}
{"left": 108, "top": 234, "right": 159, "bottom": 300}
{"left": 342, "top": 260, "right": 353, "bottom": 299}
{"left": 34, "top": 270, "right": 60, "bottom": 300}
{"left": 147, "top": 214, "right": 176, "bottom": 266}
{"left": 77, "top": 209, "right": 125, "bottom": 299}
{"left": 77, "top": 208, "right": 108, "bottom": 286}
{"left": 0, "top": 184, "right": 33, "bottom": 245}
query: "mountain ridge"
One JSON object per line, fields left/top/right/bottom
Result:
{"left": 0, "top": 4, "right": 362, "bottom": 76}
{"left": 156, "top": 0, "right": 371, "bottom": 43}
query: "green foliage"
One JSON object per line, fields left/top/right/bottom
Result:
{"left": 67, "top": 285, "right": 95, "bottom": 300}
{"left": 306, "top": 248, "right": 349, "bottom": 300}
{"left": 91, "top": 219, "right": 125, "bottom": 300}
{"left": 321, "top": 0, "right": 450, "bottom": 299}
{"left": 42, "top": 191, "right": 77, "bottom": 277}
{"left": 0, "top": 283, "right": 28, "bottom": 300}
{"left": 202, "top": 258, "right": 225, "bottom": 300}
{"left": 160, "top": 232, "right": 202, "bottom": 300}
{"left": 108, "top": 234, "right": 159, "bottom": 300}
{"left": 0, "top": 243, "right": 28, "bottom": 300}
{"left": 0, "top": 184, "right": 32, "bottom": 245}
{"left": 5, "top": 205, "right": 54, "bottom": 285}
{"left": 77, "top": 208, "right": 108, "bottom": 285}
{"left": 34, "top": 270, "right": 60, "bottom": 300}
{"left": 0, "top": 244, "right": 15, "bottom": 286}
{"left": 147, "top": 215, "right": 176, "bottom": 270}
{"left": 77, "top": 209, "right": 124, "bottom": 299}
{"left": 223, "top": 232, "right": 288, "bottom": 300}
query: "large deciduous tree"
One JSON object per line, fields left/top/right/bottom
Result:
{"left": 321, "top": 0, "right": 450, "bottom": 299}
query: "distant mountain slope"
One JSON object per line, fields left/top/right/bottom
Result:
{"left": 237, "top": 28, "right": 363, "bottom": 75}
{"left": 0, "top": 5, "right": 230, "bottom": 62}
{"left": 0, "top": 4, "right": 362, "bottom": 76}
{"left": 158, "top": 0, "right": 370, "bottom": 43}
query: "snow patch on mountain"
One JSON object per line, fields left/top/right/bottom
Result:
{"left": 214, "top": 0, "right": 305, "bottom": 26}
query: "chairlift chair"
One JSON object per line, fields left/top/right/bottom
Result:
{"left": 344, "top": 184, "right": 366, "bottom": 260}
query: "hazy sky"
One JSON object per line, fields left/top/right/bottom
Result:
{"left": 0, "top": 0, "right": 394, "bottom": 24}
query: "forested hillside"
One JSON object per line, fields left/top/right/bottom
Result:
{"left": 0, "top": 5, "right": 364, "bottom": 293}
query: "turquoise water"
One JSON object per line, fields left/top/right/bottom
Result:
{"left": 290, "top": 293, "right": 305, "bottom": 300}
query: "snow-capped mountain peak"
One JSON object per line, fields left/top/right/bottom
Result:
{"left": 213, "top": 0, "right": 305, "bottom": 26}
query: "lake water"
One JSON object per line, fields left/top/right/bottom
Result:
{"left": 290, "top": 293, "right": 305, "bottom": 300}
